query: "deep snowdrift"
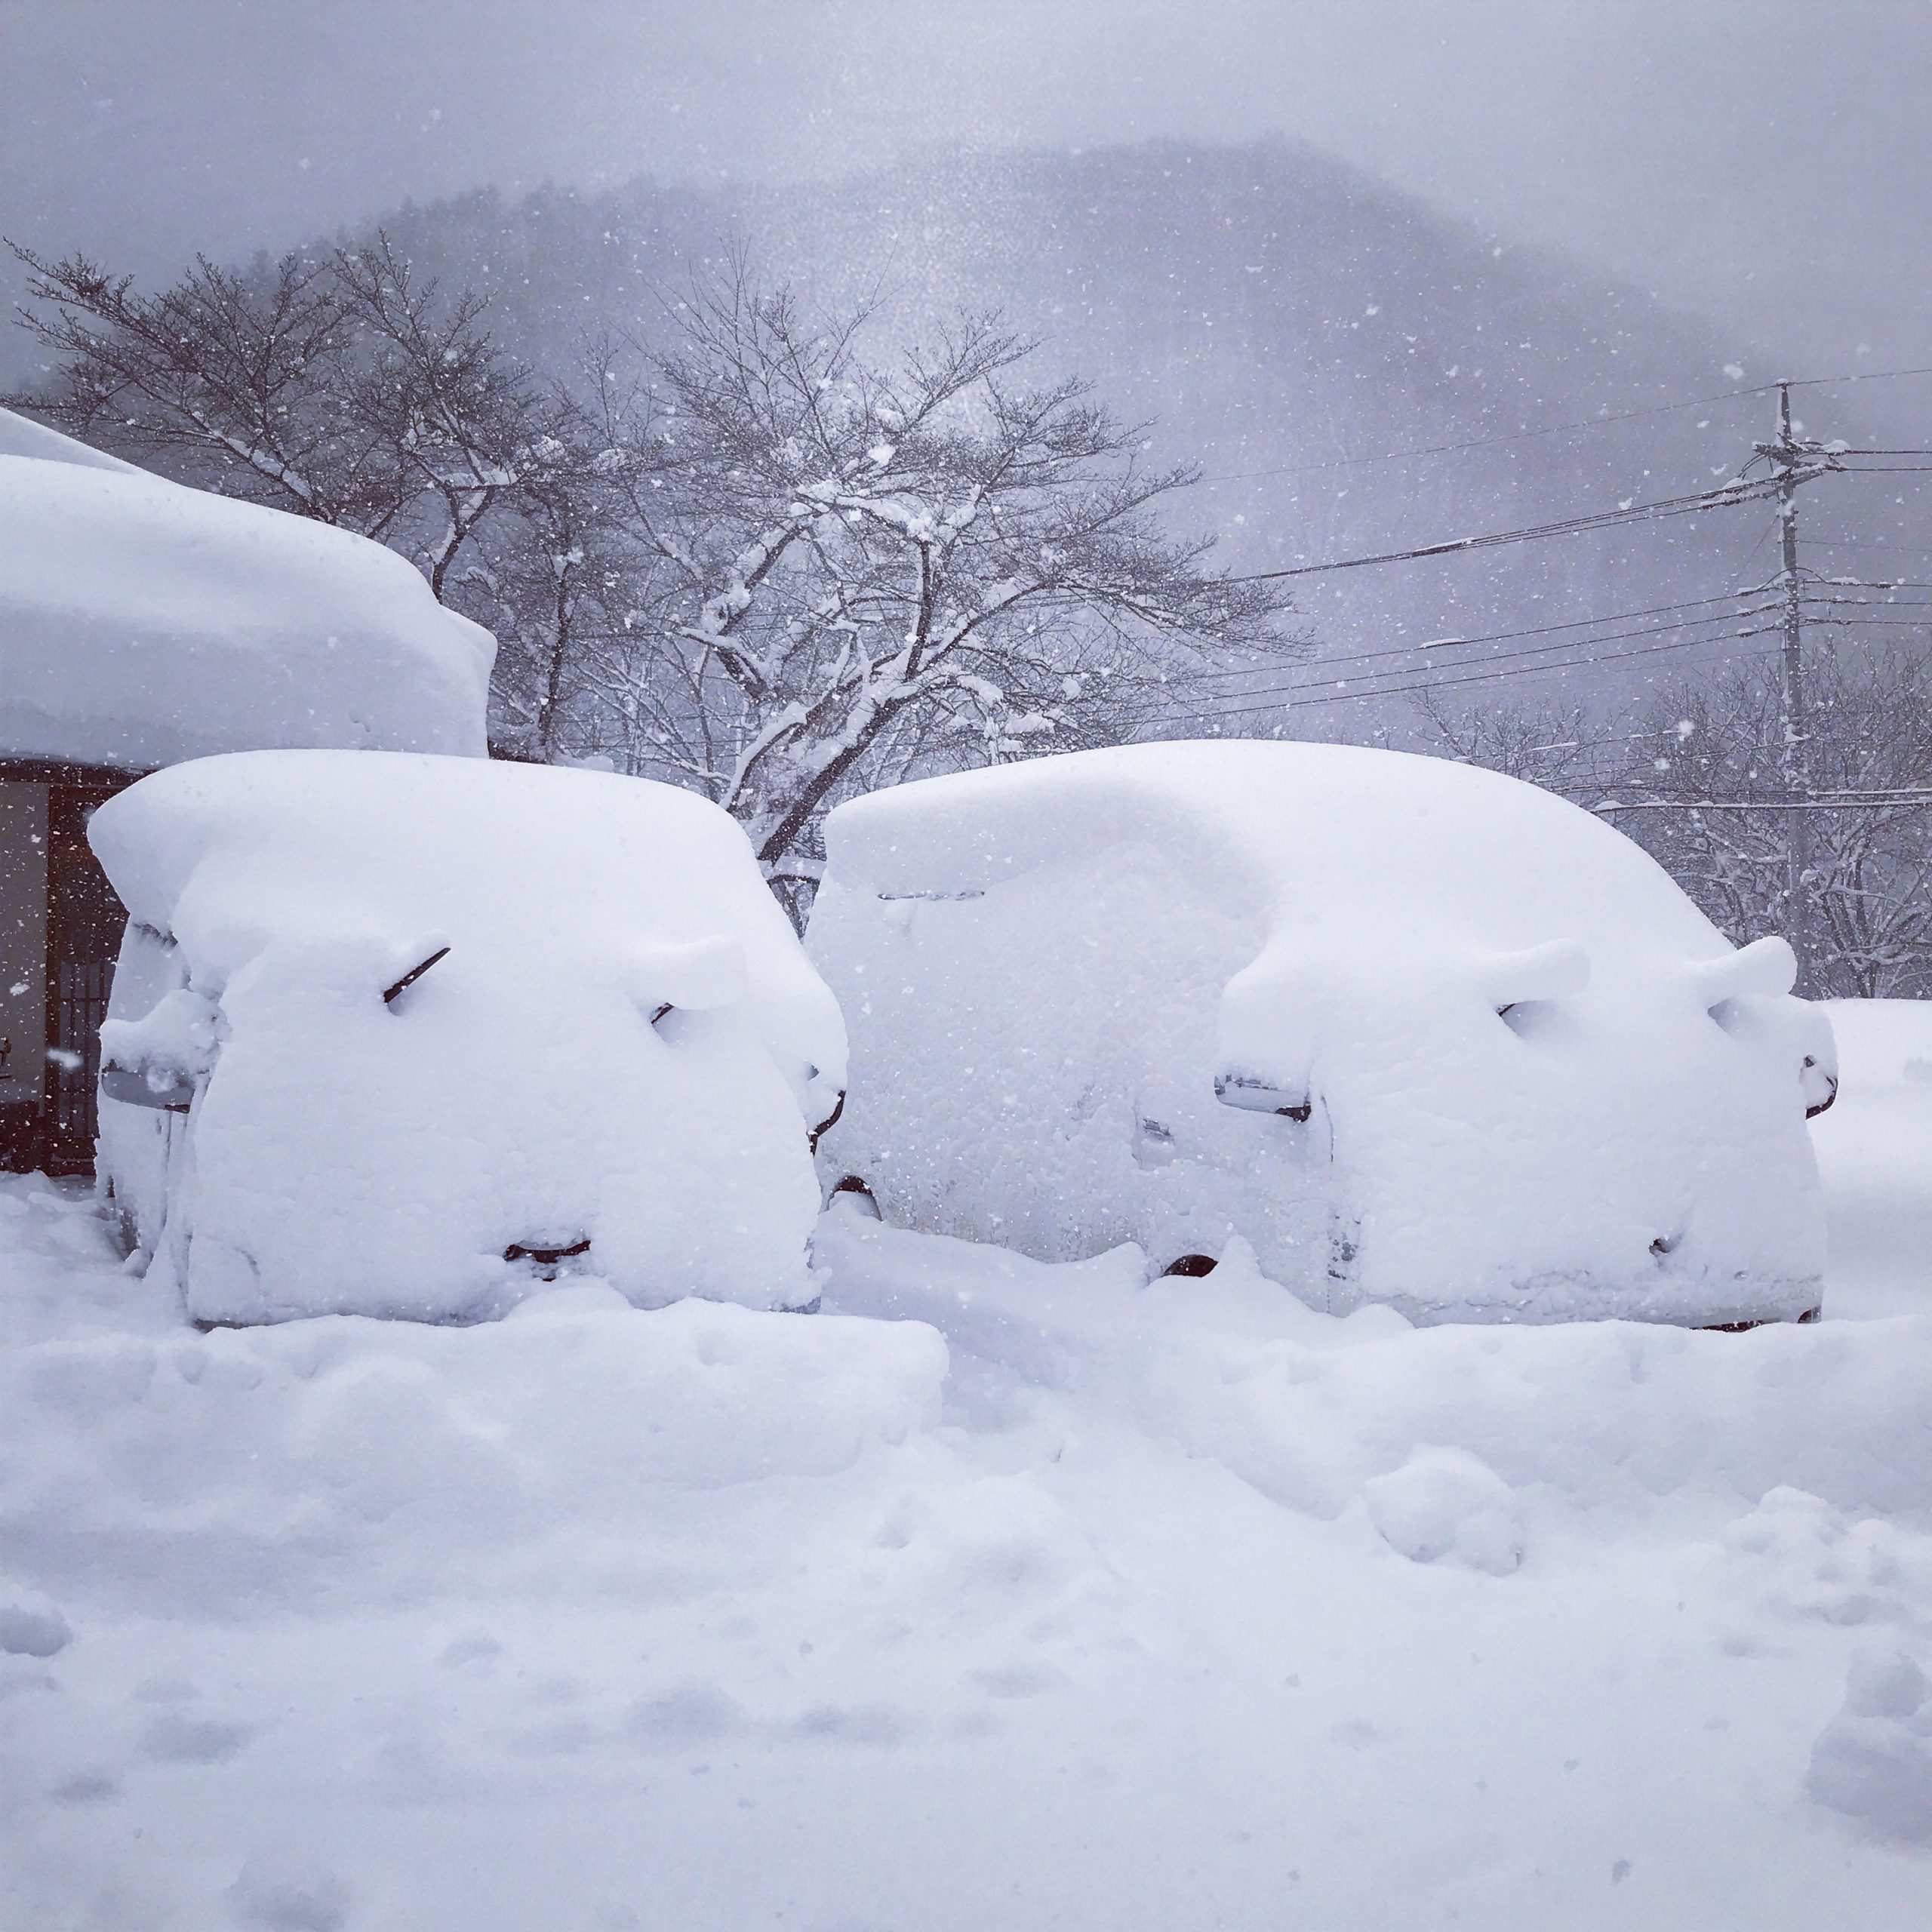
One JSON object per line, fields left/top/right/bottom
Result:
{"left": 811, "top": 740, "right": 1835, "bottom": 1326}
{"left": 90, "top": 751, "right": 846, "bottom": 1321}
{"left": 0, "top": 420, "right": 492, "bottom": 768}
{"left": 2, "top": 1001, "right": 1928, "bottom": 1931}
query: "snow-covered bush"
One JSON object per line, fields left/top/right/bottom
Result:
{"left": 90, "top": 751, "right": 845, "bottom": 1323}
{"left": 808, "top": 740, "right": 1835, "bottom": 1327}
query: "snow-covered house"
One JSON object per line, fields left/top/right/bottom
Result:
{"left": 0, "top": 409, "right": 493, "bottom": 1174}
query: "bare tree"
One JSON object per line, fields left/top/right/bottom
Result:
{"left": 576, "top": 268, "right": 1300, "bottom": 904}
{"left": 1416, "top": 648, "right": 1932, "bottom": 998}
{"left": 1410, "top": 688, "right": 1603, "bottom": 789}
{"left": 8, "top": 235, "right": 557, "bottom": 600}
{"left": 12, "top": 241, "right": 1301, "bottom": 893}
{"left": 454, "top": 426, "right": 626, "bottom": 762}
{"left": 1601, "top": 648, "right": 1932, "bottom": 998}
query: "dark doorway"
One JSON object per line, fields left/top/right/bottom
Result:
{"left": 0, "top": 764, "right": 134, "bottom": 1176}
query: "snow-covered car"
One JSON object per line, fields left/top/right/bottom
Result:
{"left": 90, "top": 750, "right": 847, "bottom": 1324}
{"left": 807, "top": 740, "right": 1838, "bottom": 1328}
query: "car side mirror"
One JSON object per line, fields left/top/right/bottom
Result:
{"left": 98, "top": 984, "right": 220, "bottom": 1115}
{"left": 100, "top": 1065, "right": 195, "bottom": 1113}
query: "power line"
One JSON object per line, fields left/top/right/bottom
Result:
{"left": 1195, "top": 363, "right": 1932, "bottom": 485}
{"left": 1804, "top": 592, "right": 1932, "bottom": 605}
{"left": 1791, "top": 365, "right": 1932, "bottom": 390}
{"left": 1155, "top": 628, "right": 1781, "bottom": 725}
{"left": 1804, "top": 536, "right": 1932, "bottom": 553}
{"left": 1225, "top": 477, "right": 1782, "bottom": 584}
{"left": 1186, "top": 589, "right": 1766, "bottom": 684}
{"left": 1197, "top": 389, "right": 1761, "bottom": 484}
{"left": 1589, "top": 792, "right": 1932, "bottom": 814}
{"left": 1798, "top": 616, "right": 1932, "bottom": 629}
{"left": 1189, "top": 605, "right": 1780, "bottom": 710}
{"left": 1524, "top": 728, "right": 1686, "bottom": 754}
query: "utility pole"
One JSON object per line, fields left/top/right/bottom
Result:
{"left": 1761, "top": 381, "right": 1816, "bottom": 994}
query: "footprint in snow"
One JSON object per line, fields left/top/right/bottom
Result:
{"left": 0, "top": 1604, "right": 72, "bottom": 1658}
{"left": 140, "top": 1712, "right": 257, "bottom": 1764}
{"left": 969, "top": 1663, "right": 1068, "bottom": 1700}
{"left": 226, "top": 1857, "right": 352, "bottom": 1932}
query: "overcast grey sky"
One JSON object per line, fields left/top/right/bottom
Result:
{"left": 3, "top": 0, "right": 1929, "bottom": 379}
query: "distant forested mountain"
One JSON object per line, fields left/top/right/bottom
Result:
{"left": 365, "top": 136, "right": 1903, "bottom": 743}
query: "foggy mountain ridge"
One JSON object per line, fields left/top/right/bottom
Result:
{"left": 27, "top": 134, "right": 1907, "bottom": 740}
{"left": 360, "top": 135, "right": 1874, "bottom": 738}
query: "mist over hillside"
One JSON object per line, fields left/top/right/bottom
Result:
{"left": 365, "top": 136, "right": 1915, "bottom": 744}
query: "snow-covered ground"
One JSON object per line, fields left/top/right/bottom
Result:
{"left": 3, "top": 1002, "right": 1929, "bottom": 1931}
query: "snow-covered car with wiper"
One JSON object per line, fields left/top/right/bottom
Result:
{"left": 90, "top": 750, "right": 847, "bottom": 1325}
{"left": 806, "top": 740, "right": 1837, "bottom": 1328}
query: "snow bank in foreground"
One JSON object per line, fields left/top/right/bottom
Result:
{"left": 91, "top": 752, "right": 846, "bottom": 1321}
{"left": 811, "top": 740, "right": 1834, "bottom": 1325}
{"left": 1811, "top": 999, "right": 1932, "bottom": 1320}
{"left": 0, "top": 1208, "right": 945, "bottom": 1614}
{"left": 0, "top": 430, "right": 492, "bottom": 768}
{"left": 816, "top": 1209, "right": 1932, "bottom": 1524}
{"left": 4, "top": 1168, "right": 1930, "bottom": 1931}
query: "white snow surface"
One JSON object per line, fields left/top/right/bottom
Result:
{"left": 810, "top": 740, "right": 1835, "bottom": 1325}
{"left": 0, "top": 406, "right": 145, "bottom": 474}
{"left": 88, "top": 751, "right": 846, "bottom": 1321}
{"left": 1, "top": 998, "right": 1928, "bottom": 1928}
{"left": 0, "top": 425, "right": 492, "bottom": 768}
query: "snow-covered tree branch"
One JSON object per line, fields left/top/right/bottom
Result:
{"left": 6, "top": 234, "right": 563, "bottom": 603}
{"left": 583, "top": 266, "right": 1302, "bottom": 908}
{"left": 1417, "top": 647, "right": 1932, "bottom": 998}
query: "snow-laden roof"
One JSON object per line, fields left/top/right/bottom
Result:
{"left": 0, "top": 410, "right": 494, "bottom": 768}
{"left": 823, "top": 737, "right": 1728, "bottom": 970}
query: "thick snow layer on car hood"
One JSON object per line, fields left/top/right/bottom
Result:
{"left": 812, "top": 741, "right": 1834, "bottom": 1324}
{"left": 88, "top": 751, "right": 846, "bottom": 1321}
{"left": 0, "top": 441, "right": 492, "bottom": 768}
{"left": 823, "top": 738, "right": 1723, "bottom": 965}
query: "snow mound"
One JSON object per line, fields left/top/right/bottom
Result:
{"left": 817, "top": 1210, "right": 1932, "bottom": 1524}
{"left": 1810, "top": 1001, "right": 1932, "bottom": 1320}
{"left": 90, "top": 752, "right": 847, "bottom": 1321}
{"left": 7, "top": 1106, "right": 1932, "bottom": 1930}
{"left": 1364, "top": 1447, "right": 1525, "bottom": 1574}
{"left": 0, "top": 1219, "right": 946, "bottom": 1614}
{"left": 0, "top": 437, "right": 492, "bottom": 768}
{"left": 811, "top": 740, "right": 1832, "bottom": 1325}
{"left": 1806, "top": 1651, "right": 1932, "bottom": 1841}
